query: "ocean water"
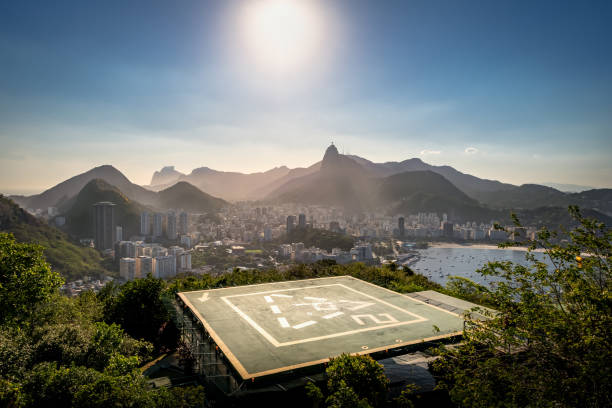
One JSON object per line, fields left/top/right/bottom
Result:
{"left": 410, "top": 246, "right": 553, "bottom": 287}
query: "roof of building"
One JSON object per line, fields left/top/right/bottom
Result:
{"left": 177, "top": 276, "right": 477, "bottom": 380}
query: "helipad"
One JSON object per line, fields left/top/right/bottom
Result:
{"left": 177, "top": 276, "right": 467, "bottom": 380}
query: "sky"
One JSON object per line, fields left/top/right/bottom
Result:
{"left": 1, "top": 0, "right": 611, "bottom": 194}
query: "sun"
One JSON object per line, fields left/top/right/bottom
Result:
{"left": 240, "top": 0, "right": 324, "bottom": 74}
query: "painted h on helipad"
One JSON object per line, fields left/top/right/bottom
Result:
{"left": 178, "top": 276, "right": 465, "bottom": 379}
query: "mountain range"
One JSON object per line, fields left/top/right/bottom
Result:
{"left": 10, "top": 145, "right": 612, "bottom": 223}
{"left": 56, "top": 179, "right": 227, "bottom": 240}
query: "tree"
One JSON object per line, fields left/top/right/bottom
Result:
{"left": 432, "top": 207, "right": 612, "bottom": 407}
{"left": 0, "top": 233, "right": 63, "bottom": 327}
{"left": 101, "top": 276, "right": 170, "bottom": 348}
{"left": 306, "top": 354, "right": 389, "bottom": 408}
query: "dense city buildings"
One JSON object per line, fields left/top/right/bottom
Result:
{"left": 167, "top": 211, "right": 177, "bottom": 240}
{"left": 87, "top": 203, "right": 530, "bottom": 282}
{"left": 93, "top": 201, "right": 115, "bottom": 250}
{"left": 153, "top": 212, "right": 163, "bottom": 237}
{"left": 178, "top": 211, "right": 188, "bottom": 235}
{"left": 286, "top": 215, "right": 295, "bottom": 234}
{"left": 140, "top": 211, "right": 150, "bottom": 235}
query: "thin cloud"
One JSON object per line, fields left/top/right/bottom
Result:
{"left": 420, "top": 150, "right": 441, "bottom": 155}
{"left": 464, "top": 147, "right": 479, "bottom": 154}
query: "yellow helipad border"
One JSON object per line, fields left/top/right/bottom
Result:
{"left": 178, "top": 276, "right": 464, "bottom": 380}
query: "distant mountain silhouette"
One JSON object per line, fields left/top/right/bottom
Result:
{"left": 157, "top": 181, "right": 227, "bottom": 213}
{"left": 346, "top": 155, "right": 515, "bottom": 196}
{"left": 11, "top": 165, "right": 157, "bottom": 210}
{"left": 471, "top": 185, "right": 612, "bottom": 215}
{"left": 266, "top": 145, "right": 496, "bottom": 220}
{"left": 59, "top": 179, "right": 227, "bottom": 240}
{"left": 377, "top": 171, "right": 500, "bottom": 222}
{"left": 61, "top": 179, "right": 146, "bottom": 239}
{"left": 267, "top": 145, "right": 374, "bottom": 210}
{"left": 148, "top": 165, "right": 292, "bottom": 201}
{"left": 0, "top": 195, "right": 110, "bottom": 279}
{"left": 150, "top": 166, "right": 184, "bottom": 186}
{"left": 15, "top": 147, "right": 610, "bottom": 218}
{"left": 539, "top": 182, "right": 595, "bottom": 193}
{"left": 145, "top": 149, "right": 516, "bottom": 203}
{"left": 252, "top": 163, "right": 321, "bottom": 199}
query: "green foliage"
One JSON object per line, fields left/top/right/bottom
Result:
{"left": 167, "top": 261, "right": 442, "bottom": 295}
{"left": 0, "top": 328, "right": 33, "bottom": 380}
{"left": 305, "top": 381, "right": 324, "bottom": 407}
{"left": 325, "top": 379, "right": 372, "bottom": 408}
{"left": 326, "top": 353, "right": 389, "bottom": 407}
{"left": 0, "top": 378, "right": 23, "bottom": 408}
{"left": 444, "top": 276, "right": 495, "bottom": 308}
{"left": 393, "top": 384, "right": 420, "bottom": 408}
{"left": 0, "top": 196, "right": 111, "bottom": 280}
{"left": 21, "top": 362, "right": 156, "bottom": 408}
{"left": 0, "top": 232, "right": 63, "bottom": 327}
{"left": 284, "top": 227, "right": 355, "bottom": 251}
{"left": 431, "top": 206, "right": 612, "bottom": 407}
{"left": 101, "top": 276, "right": 171, "bottom": 349}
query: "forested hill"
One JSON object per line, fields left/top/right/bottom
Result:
{"left": 0, "top": 195, "right": 111, "bottom": 280}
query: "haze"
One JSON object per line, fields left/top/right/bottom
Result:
{"left": 1, "top": 0, "right": 611, "bottom": 194}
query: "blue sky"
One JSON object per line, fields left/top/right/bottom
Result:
{"left": 1, "top": 0, "right": 611, "bottom": 193}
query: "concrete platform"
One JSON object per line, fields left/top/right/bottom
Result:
{"left": 178, "top": 276, "right": 467, "bottom": 380}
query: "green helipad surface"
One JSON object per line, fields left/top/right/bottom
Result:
{"left": 178, "top": 276, "right": 465, "bottom": 379}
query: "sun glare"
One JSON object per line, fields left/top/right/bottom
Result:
{"left": 240, "top": 0, "right": 324, "bottom": 74}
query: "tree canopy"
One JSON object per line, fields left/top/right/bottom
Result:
{"left": 0, "top": 232, "right": 63, "bottom": 327}
{"left": 432, "top": 207, "right": 612, "bottom": 407}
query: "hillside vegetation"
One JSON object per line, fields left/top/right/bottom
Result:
{"left": 0, "top": 195, "right": 111, "bottom": 280}
{"left": 157, "top": 181, "right": 227, "bottom": 213}
{"left": 282, "top": 227, "right": 355, "bottom": 251}
{"left": 61, "top": 179, "right": 146, "bottom": 239}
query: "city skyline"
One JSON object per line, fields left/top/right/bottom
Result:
{"left": 1, "top": 0, "right": 611, "bottom": 193}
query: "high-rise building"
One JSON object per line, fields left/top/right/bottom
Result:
{"left": 178, "top": 211, "right": 188, "bottom": 235}
{"left": 115, "top": 226, "right": 123, "bottom": 243}
{"left": 263, "top": 227, "right": 272, "bottom": 241}
{"left": 151, "top": 245, "right": 167, "bottom": 258}
{"left": 180, "top": 235, "right": 192, "bottom": 249}
{"left": 398, "top": 217, "right": 405, "bottom": 238}
{"left": 298, "top": 213, "right": 306, "bottom": 228}
{"left": 140, "top": 212, "right": 150, "bottom": 235}
{"left": 167, "top": 211, "right": 177, "bottom": 240}
{"left": 153, "top": 213, "right": 163, "bottom": 237}
{"left": 119, "top": 258, "right": 136, "bottom": 281}
{"left": 115, "top": 241, "right": 136, "bottom": 260}
{"left": 286, "top": 215, "right": 296, "bottom": 234}
{"left": 136, "top": 256, "right": 153, "bottom": 278}
{"left": 329, "top": 221, "right": 341, "bottom": 233}
{"left": 178, "top": 252, "right": 192, "bottom": 271}
{"left": 279, "top": 244, "right": 292, "bottom": 257}
{"left": 153, "top": 255, "right": 177, "bottom": 279}
{"left": 93, "top": 202, "right": 115, "bottom": 250}
{"left": 442, "top": 221, "right": 454, "bottom": 238}
{"left": 351, "top": 243, "right": 373, "bottom": 262}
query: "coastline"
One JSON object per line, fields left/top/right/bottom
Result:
{"left": 427, "top": 242, "right": 546, "bottom": 252}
